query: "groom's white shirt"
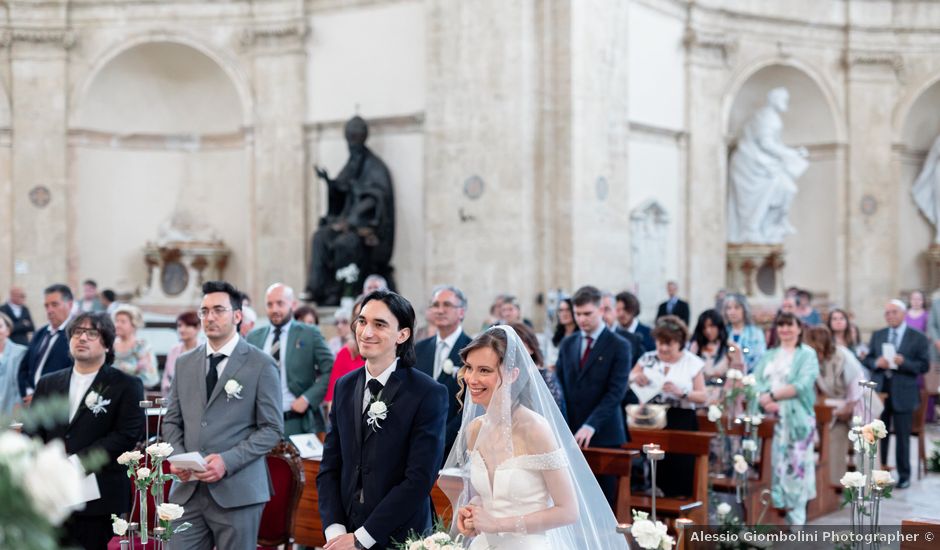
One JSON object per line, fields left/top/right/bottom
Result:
{"left": 326, "top": 357, "right": 399, "bottom": 548}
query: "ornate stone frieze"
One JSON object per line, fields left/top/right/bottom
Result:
{"left": 683, "top": 27, "right": 738, "bottom": 65}
{"left": 843, "top": 49, "right": 904, "bottom": 80}
{"left": 240, "top": 21, "right": 308, "bottom": 50}
{"left": 0, "top": 28, "right": 77, "bottom": 49}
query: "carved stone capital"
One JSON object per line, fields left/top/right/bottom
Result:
{"left": 240, "top": 21, "right": 308, "bottom": 50}
{"left": 683, "top": 28, "right": 737, "bottom": 65}
{"left": 0, "top": 28, "right": 77, "bottom": 49}
{"left": 843, "top": 49, "right": 904, "bottom": 79}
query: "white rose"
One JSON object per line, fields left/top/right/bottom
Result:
{"left": 848, "top": 429, "right": 859, "bottom": 443}
{"left": 840, "top": 471, "right": 866, "bottom": 489}
{"left": 117, "top": 450, "right": 144, "bottom": 465}
{"left": 742, "top": 439, "right": 757, "bottom": 452}
{"left": 871, "top": 469, "right": 894, "bottom": 487}
{"left": 851, "top": 415, "right": 862, "bottom": 427}
{"left": 726, "top": 369, "right": 743, "bottom": 380}
{"left": 147, "top": 442, "right": 174, "bottom": 459}
{"left": 742, "top": 375, "right": 756, "bottom": 387}
{"left": 0, "top": 431, "right": 34, "bottom": 475}
{"left": 442, "top": 359, "right": 456, "bottom": 375}
{"left": 21, "top": 440, "right": 84, "bottom": 525}
{"left": 370, "top": 401, "right": 388, "bottom": 416}
{"left": 660, "top": 533, "right": 675, "bottom": 550}
{"left": 632, "top": 518, "right": 670, "bottom": 550}
{"left": 633, "top": 510, "right": 649, "bottom": 521}
{"left": 157, "top": 502, "right": 185, "bottom": 521}
{"left": 111, "top": 514, "right": 129, "bottom": 536}
{"left": 408, "top": 542, "right": 422, "bottom": 550}
{"left": 869, "top": 419, "right": 887, "bottom": 439}
{"left": 717, "top": 502, "right": 732, "bottom": 517}
{"left": 224, "top": 379, "right": 241, "bottom": 393}
{"left": 707, "top": 405, "right": 722, "bottom": 422}
{"left": 136, "top": 467, "right": 152, "bottom": 479}
{"left": 733, "top": 458, "right": 749, "bottom": 475}
{"left": 751, "top": 413, "right": 764, "bottom": 425}
{"left": 84, "top": 391, "right": 99, "bottom": 409}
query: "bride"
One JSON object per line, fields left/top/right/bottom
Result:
{"left": 443, "top": 325, "right": 626, "bottom": 549}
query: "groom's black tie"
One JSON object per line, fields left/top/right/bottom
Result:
{"left": 366, "top": 379, "right": 384, "bottom": 406}
{"left": 206, "top": 353, "right": 225, "bottom": 400}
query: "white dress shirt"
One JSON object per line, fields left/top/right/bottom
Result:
{"left": 205, "top": 331, "right": 240, "bottom": 377}
{"left": 433, "top": 326, "right": 463, "bottom": 380}
{"left": 32, "top": 315, "right": 73, "bottom": 389}
{"left": 326, "top": 357, "right": 398, "bottom": 548}
{"left": 68, "top": 368, "right": 99, "bottom": 422}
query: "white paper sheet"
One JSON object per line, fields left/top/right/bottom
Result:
{"left": 66, "top": 454, "right": 100, "bottom": 507}
{"left": 630, "top": 367, "right": 665, "bottom": 405}
{"left": 289, "top": 433, "right": 323, "bottom": 460}
{"left": 167, "top": 452, "right": 208, "bottom": 472}
{"left": 882, "top": 343, "right": 898, "bottom": 369}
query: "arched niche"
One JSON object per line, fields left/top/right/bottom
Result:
{"left": 69, "top": 41, "right": 252, "bottom": 296}
{"left": 725, "top": 64, "right": 841, "bottom": 301}
{"left": 896, "top": 78, "right": 940, "bottom": 290}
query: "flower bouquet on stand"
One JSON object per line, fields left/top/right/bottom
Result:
{"left": 115, "top": 443, "right": 191, "bottom": 548}
{"left": 629, "top": 510, "right": 675, "bottom": 550}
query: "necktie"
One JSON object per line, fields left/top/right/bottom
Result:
{"left": 270, "top": 325, "right": 283, "bottom": 362}
{"left": 433, "top": 340, "right": 447, "bottom": 380}
{"left": 206, "top": 353, "right": 225, "bottom": 400}
{"left": 889, "top": 328, "right": 898, "bottom": 348}
{"left": 364, "top": 378, "right": 384, "bottom": 415}
{"left": 580, "top": 336, "right": 593, "bottom": 369}
{"left": 33, "top": 330, "right": 54, "bottom": 381}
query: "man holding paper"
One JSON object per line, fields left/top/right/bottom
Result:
{"left": 163, "top": 281, "right": 283, "bottom": 549}
{"left": 29, "top": 311, "right": 145, "bottom": 550}
{"left": 862, "top": 299, "right": 929, "bottom": 489}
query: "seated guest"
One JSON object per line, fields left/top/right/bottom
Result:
{"left": 27, "top": 312, "right": 145, "bottom": 550}
{"left": 294, "top": 304, "right": 320, "bottom": 326}
{"left": 323, "top": 299, "right": 365, "bottom": 417}
{"left": 805, "top": 326, "right": 870, "bottom": 486}
{"left": 615, "top": 290, "right": 654, "bottom": 353}
{"left": 0, "top": 312, "right": 26, "bottom": 415}
{"left": 630, "top": 315, "right": 706, "bottom": 497}
{"left": 160, "top": 311, "right": 201, "bottom": 395}
{"left": 111, "top": 304, "right": 159, "bottom": 388}
{"left": 510, "top": 321, "right": 565, "bottom": 412}
{"left": 752, "top": 312, "right": 819, "bottom": 525}
{"left": 547, "top": 297, "right": 576, "bottom": 367}
{"left": 723, "top": 293, "right": 766, "bottom": 372}
{"left": 689, "top": 309, "right": 730, "bottom": 401}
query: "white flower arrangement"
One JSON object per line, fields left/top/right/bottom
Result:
{"left": 157, "top": 502, "right": 185, "bottom": 522}
{"left": 733, "top": 454, "right": 749, "bottom": 475}
{"left": 147, "top": 442, "right": 173, "bottom": 459}
{"left": 630, "top": 510, "right": 675, "bottom": 550}
{"left": 707, "top": 405, "right": 722, "bottom": 423}
{"left": 367, "top": 399, "right": 389, "bottom": 431}
{"left": 750, "top": 413, "right": 764, "bottom": 425}
{"left": 441, "top": 359, "right": 457, "bottom": 377}
{"left": 84, "top": 390, "right": 111, "bottom": 416}
{"left": 840, "top": 471, "right": 866, "bottom": 489}
{"left": 111, "top": 514, "right": 128, "bottom": 536}
{"left": 741, "top": 439, "right": 758, "bottom": 453}
{"left": 117, "top": 450, "right": 144, "bottom": 466}
{"left": 403, "top": 531, "right": 463, "bottom": 550}
{"left": 224, "top": 379, "right": 243, "bottom": 401}
{"left": 136, "top": 467, "right": 152, "bottom": 480}
{"left": 741, "top": 374, "right": 756, "bottom": 387}
{"left": 716, "top": 502, "right": 732, "bottom": 518}
{"left": 871, "top": 469, "right": 894, "bottom": 488}
{"left": 20, "top": 438, "right": 84, "bottom": 525}
{"left": 335, "top": 263, "right": 360, "bottom": 284}
{"left": 725, "top": 368, "right": 743, "bottom": 381}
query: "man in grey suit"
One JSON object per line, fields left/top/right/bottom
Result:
{"left": 164, "top": 281, "right": 283, "bottom": 549}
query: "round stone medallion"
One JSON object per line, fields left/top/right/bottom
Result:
{"left": 463, "top": 175, "right": 484, "bottom": 200}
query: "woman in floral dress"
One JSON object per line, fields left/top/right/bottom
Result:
{"left": 752, "top": 311, "right": 819, "bottom": 526}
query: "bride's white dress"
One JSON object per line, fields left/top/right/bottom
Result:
{"left": 467, "top": 448, "right": 568, "bottom": 549}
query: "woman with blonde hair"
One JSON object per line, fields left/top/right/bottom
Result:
{"left": 112, "top": 304, "right": 159, "bottom": 388}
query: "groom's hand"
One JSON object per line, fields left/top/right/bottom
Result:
{"left": 574, "top": 426, "right": 595, "bottom": 449}
{"left": 324, "top": 533, "right": 358, "bottom": 550}
{"left": 169, "top": 464, "right": 192, "bottom": 482}
{"left": 194, "top": 454, "right": 227, "bottom": 483}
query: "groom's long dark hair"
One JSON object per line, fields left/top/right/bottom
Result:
{"left": 359, "top": 290, "right": 417, "bottom": 368}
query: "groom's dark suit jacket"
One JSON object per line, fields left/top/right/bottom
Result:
{"left": 556, "top": 327, "right": 631, "bottom": 447}
{"left": 29, "top": 365, "right": 145, "bottom": 517}
{"left": 318, "top": 364, "right": 447, "bottom": 549}
{"left": 414, "top": 330, "right": 471, "bottom": 462}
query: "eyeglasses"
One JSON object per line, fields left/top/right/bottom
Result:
{"left": 430, "top": 301, "right": 460, "bottom": 310}
{"left": 198, "top": 307, "right": 232, "bottom": 319}
{"left": 71, "top": 327, "right": 101, "bottom": 340}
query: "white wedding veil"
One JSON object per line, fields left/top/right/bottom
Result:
{"left": 441, "top": 325, "right": 627, "bottom": 549}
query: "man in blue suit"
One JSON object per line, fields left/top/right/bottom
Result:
{"left": 414, "top": 285, "right": 471, "bottom": 463}
{"left": 557, "top": 285, "right": 632, "bottom": 506}
{"left": 318, "top": 291, "right": 447, "bottom": 550}
{"left": 862, "top": 299, "right": 929, "bottom": 489}
{"left": 18, "top": 283, "right": 75, "bottom": 402}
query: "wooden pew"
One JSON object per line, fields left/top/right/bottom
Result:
{"left": 698, "top": 414, "right": 780, "bottom": 524}
{"left": 582, "top": 447, "right": 640, "bottom": 523}
{"left": 623, "top": 430, "right": 713, "bottom": 525}
{"left": 901, "top": 518, "right": 940, "bottom": 550}
{"left": 807, "top": 403, "right": 839, "bottom": 520}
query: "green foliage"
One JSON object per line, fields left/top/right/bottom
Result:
{"left": 928, "top": 440, "right": 940, "bottom": 473}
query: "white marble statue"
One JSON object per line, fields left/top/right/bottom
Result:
{"left": 911, "top": 134, "right": 940, "bottom": 244}
{"left": 727, "top": 87, "right": 809, "bottom": 244}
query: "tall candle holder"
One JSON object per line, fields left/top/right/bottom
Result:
{"left": 644, "top": 443, "right": 665, "bottom": 522}
{"left": 127, "top": 522, "right": 139, "bottom": 550}
{"left": 675, "top": 518, "right": 694, "bottom": 550}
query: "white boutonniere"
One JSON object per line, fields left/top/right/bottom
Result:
{"left": 84, "top": 390, "right": 111, "bottom": 416}
{"left": 224, "top": 379, "right": 243, "bottom": 401}
{"left": 441, "top": 359, "right": 457, "bottom": 377}
{"left": 367, "top": 397, "right": 389, "bottom": 431}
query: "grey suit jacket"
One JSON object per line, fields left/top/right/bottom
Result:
{"left": 163, "top": 337, "right": 284, "bottom": 508}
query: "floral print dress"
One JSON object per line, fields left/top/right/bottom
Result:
{"left": 753, "top": 344, "right": 819, "bottom": 512}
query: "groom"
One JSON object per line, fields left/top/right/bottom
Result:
{"left": 318, "top": 290, "right": 448, "bottom": 549}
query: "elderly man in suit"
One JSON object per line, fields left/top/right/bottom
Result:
{"left": 163, "top": 280, "right": 283, "bottom": 549}
{"left": 18, "top": 283, "right": 75, "bottom": 402}
{"left": 29, "top": 312, "right": 145, "bottom": 549}
{"left": 556, "top": 285, "right": 632, "bottom": 507}
{"left": 1, "top": 285, "right": 34, "bottom": 345}
{"left": 862, "top": 299, "right": 930, "bottom": 489}
{"left": 415, "top": 285, "right": 472, "bottom": 461}
{"left": 247, "top": 283, "right": 334, "bottom": 436}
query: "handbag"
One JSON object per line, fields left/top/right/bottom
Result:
{"left": 626, "top": 403, "right": 669, "bottom": 430}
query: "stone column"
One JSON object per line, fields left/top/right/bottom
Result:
{"left": 844, "top": 47, "right": 902, "bottom": 327}
{"left": 8, "top": 2, "right": 73, "bottom": 308}
{"left": 241, "top": 12, "right": 308, "bottom": 299}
